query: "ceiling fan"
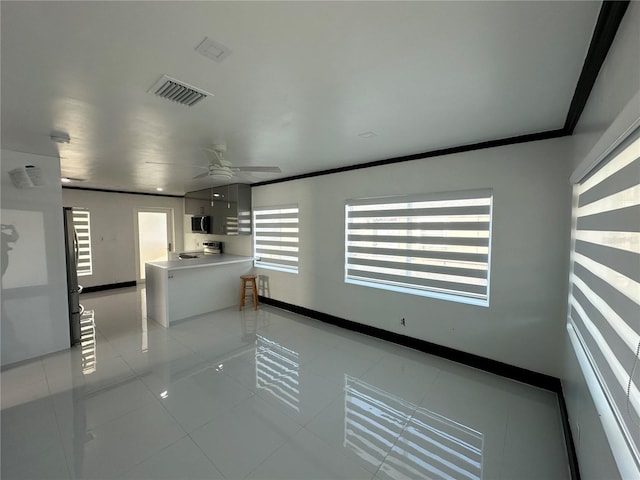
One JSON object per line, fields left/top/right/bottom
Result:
{"left": 145, "top": 144, "right": 281, "bottom": 180}
{"left": 194, "top": 144, "right": 281, "bottom": 180}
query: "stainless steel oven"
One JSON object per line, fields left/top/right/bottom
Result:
{"left": 203, "top": 241, "right": 222, "bottom": 254}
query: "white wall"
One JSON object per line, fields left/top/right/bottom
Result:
{"left": 61, "top": 189, "right": 185, "bottom": 288}
{"left": 253, "top": 136, "right": 573, "bottom": 377}
{"left": 571, "top": 2, "right": 640, "bottom": 172}
{"left": 1, "top": 150, "right": 70, "bottom": 366}
{"left": 562, "top": 3, "right": 640, "bottom": 480}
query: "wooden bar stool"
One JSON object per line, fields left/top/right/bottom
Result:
{"left": 239, "top": 274, "right": 258, "bottom": 311}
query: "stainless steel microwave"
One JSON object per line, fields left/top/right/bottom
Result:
{"left": 191, "top": 215, "right": 210, "bottom": 233}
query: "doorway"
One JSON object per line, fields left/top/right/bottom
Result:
{"left": 134, "top": 208, "right": 174, "bottom": 282}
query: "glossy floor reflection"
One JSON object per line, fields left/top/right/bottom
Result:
{"left": 1, "top": 287, "right": 570, "bottom": 479}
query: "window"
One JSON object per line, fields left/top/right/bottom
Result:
{"left": 73, "top": 209, "right": 93, "bottom": 276}
{"left": 567, "top": 127, "right": 640, "bottom": 471}
{"left": 253, "top": 205, "right": 299, "bottom": 273}
{"left": 345, "top": 189, "right": 492, "bottom": 306}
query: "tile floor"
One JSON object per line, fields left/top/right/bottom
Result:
{"left": 1, "top": 287, "right": 571, "bottom": 479}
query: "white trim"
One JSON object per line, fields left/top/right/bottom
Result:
{"left": 571, "top": 92, "right": 640, "bottom": 184}
{"left": 345, "top": 277, "right": 489, "bottom": 308}
{"left": 567, "top": 324, "right": 640, "bottom": 479}
{"left": 344, "top": 190, "right": 492, "bottom": 306}
{"left": 134, "top": 207, "right": 175, "bottom": 283}
{"left": 255, "top": 263, "right": 298, "bottom": 275}
{"left": 577, "top": 135, "right": 640, "bottom": 194}
{"left": 253, "top": 204, "right": 299, "bottom": 274}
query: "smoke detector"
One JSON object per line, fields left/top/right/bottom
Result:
{"left": 195, "top": 37, "right": 232, "bottom": 63}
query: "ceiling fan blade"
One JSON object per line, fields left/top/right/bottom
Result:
{"left": 146, "top": 161, "right": 209, "bottom": 169}
{"left": 230, "top": 166, "right": 282, "bottom": 173}
{"left": 192, "top": 171, "right": 211, "bottom": 179}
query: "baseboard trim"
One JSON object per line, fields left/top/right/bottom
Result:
{"left": 258, "top": 295, "right": 581, "bottom": 480}
{"left": 81, "top": 281, "right": 136, "bottom": 293}
{"left": 557, "top": 384, "right": 582, "bottom": 480}
{"left": 259, "top": 296, "right": 558, "bottom": 389}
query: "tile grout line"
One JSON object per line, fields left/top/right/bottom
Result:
{"left": 40, "top": 358, "right": 76, "bottom": 480}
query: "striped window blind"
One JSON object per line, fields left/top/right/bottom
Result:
{"left": 345, "top": 189, "right": 493, "bottom": 306}
{"left": 253, "top": 205, "right": 299, "bottom": 273}
{"left": 568, "top": 127, "right": 640, "bottom": 467}
{"left": 255, "top": 335, "right": 300, "bottom": 412}
{"left": 344, "top": 376, "right": 483, "bottom": 478}
{"left": 73, "top": 209, "right": 93, "bottom": 277}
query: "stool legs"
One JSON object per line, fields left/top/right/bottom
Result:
{"left": 251, "top": 278, "right": 258, "bottom": 310}
{"left": 239, "top": 276, "right": 258, "bottom": 311}
{"left": 239, "top": 279, "right": 246, "bottom": 311}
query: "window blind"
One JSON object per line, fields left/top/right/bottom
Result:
{"left": 256, "top": 335, "right": 300, "bottom": 412}
{"left": 345, "top": 189, "right": 493, "bottom": 306}
{"left": 344, "top": 376, "right": 483, "bottom": 479}
{"left": 73, "top": 209, "right": 93, "bottom": 277}
{"left": 568, "top": 127, "right": 640, "bottom": 467}
{"left": 253, "top": 205, "right": 299, "bottom": 273}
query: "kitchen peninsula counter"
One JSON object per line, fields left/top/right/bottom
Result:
{"left": 146, "top": 254, "right": 253, "bottom": 327}
{"left": 148, "top": 254, "right": 254, "bottom": 271}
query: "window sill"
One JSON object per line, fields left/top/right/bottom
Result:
{"left": 255, "top": 263, "right": 298, "bottom": 275}
{"left": 344, "top": 277, "right": 489, "bottom": 307}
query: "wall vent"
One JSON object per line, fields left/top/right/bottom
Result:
{"left": 148, "top": 75, "right": 212, "bottom": 107}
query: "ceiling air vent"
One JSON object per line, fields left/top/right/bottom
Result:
{"left": 148, "top": 75, "right": 212, "bottom": 107}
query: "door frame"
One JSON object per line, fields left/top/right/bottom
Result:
{"left": 133, "top": 207, "right": 175, "bottom": 283}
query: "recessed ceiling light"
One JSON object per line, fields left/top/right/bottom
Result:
{"left": 156, "top": 187, "right": 164, "bottom": 191}
{"left": 61, "top": 177, "right": 72, "bottom": 183}
{"left": 358, "top": 131, "right": 377, "bottom": 138}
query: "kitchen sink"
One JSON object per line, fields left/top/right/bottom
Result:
{"left": 178, "top": 253, "right": 199, "bottom": 259}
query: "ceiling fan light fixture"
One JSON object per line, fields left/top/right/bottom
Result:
{"left": 196, "top": 144, "right": 281, "bottom": 180}
{"left": 358, "top": 131, "right": 377, "bottom": 138}
{"left": 208, "top": 166, "right": 233, "bottom": 180}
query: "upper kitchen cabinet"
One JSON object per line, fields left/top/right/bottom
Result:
{"left": 233, "top": 183, "right": 252, "bottom": 235}
{"left": 198, "top": 183, "right": 252, "bottom": 235}
{"left": 210, "top": 185, "right": 227, "bottom": 234}
{"left": 184, "top": 188, "right": 210, "bottom": 216}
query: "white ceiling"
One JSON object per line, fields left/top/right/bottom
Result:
{"left": 1, "top": 1, "right": 600, "bottom": 195}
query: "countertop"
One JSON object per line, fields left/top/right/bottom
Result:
{"left": 146, "top": 254, "right": 254, "bottom": 271}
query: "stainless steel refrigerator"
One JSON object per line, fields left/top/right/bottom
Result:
{"left": 63, "top": 207, "right": 83, "bottom": 345}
